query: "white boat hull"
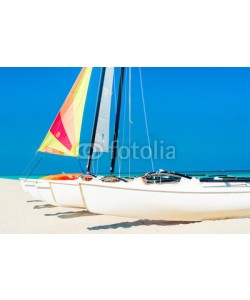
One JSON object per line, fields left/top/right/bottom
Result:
{"left": 19, "top": 178, "right": 44, "bottom": 201}
{"left": 20, "top": 176, "right": 250, "bottom": 221}
{"left": 36, "top": 179, "right": 86, "bottom": 208}
{"left": 20, "top": 177, "right": 88, "bottom": 208}
{"left": 80, "top": 178, "right": 250, "bottom": 221}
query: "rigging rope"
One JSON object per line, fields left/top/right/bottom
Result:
{"left": 91, "top": 157, "right": 95, "bottom": 174}
{"left": 96, "top": 155, "right": 99, "bottom": 175}
{"left": 138, "top": 67, "right": 154, "bottom": 172}
{"left": 128, "top": 67, "right": 133, "bottom": 125}
{"left": 21, "top": 152, "right": 38, "bottom": 176}
{"left": 128, "top": 67, "right": 132, "bottom": 178}
{"left": 24, "top": 154, "right": 44, "bottom": 182}
{"left": 77, "top": 157, "right": 85, "bottom": 174}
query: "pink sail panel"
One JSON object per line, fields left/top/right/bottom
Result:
{"left": 50, "top": 113, "right": 72, "bottom": 150}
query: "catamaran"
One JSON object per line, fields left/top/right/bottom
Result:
{"left": 20, "top": 67, "right": 114, "bottom": 207}
{"left": 21, "top": 67, "right": 250, "bottom": 221}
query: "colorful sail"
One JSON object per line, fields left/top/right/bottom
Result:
{"left": 94, "top": 67, "right": 114, "bottom": 152}
{"left": 38, "top": 67, "right": 92, "bottom": 157}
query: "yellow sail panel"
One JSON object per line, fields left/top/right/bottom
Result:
{"left": 38, "top": 67, "right": 92, "bottom": 157}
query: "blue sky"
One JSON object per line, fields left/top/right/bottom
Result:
{"left": 0, "top": 67, "right": 250, "bottom": 176}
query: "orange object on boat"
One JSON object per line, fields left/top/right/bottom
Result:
{"left": 40, "top": 173, "right": 83, "bottom": 180}
{"left": 84, "top": 177, "right": 92, "bottom": 181}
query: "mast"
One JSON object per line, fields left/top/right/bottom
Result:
{"left": 110, "top": 67, "right": 125, "bottom": 174}
{"left": 86, "top": 67, "right": 106, "bottom": 173}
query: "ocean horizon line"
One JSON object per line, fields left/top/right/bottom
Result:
{"left": 3, "top": 170, "right": 250, "bottom": 180}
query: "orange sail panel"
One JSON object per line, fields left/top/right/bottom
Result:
{"left": 38, "top": 67, "right": 92, "bottom": 157}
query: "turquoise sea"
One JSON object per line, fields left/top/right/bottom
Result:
{"left": 2, "top": 171, "right": 250, "bottom": 180}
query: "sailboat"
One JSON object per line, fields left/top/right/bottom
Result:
{"left": 80, "top": 67, "right": 250, "bottom": 221}
{"left": 20, "top": 67, "right": 92, "bottom": 203}
{"left": 20, "top": 67, "right": 115, "bottom": 207}
{"left": 21, "top": 67, "right": 250, "bottom": 221}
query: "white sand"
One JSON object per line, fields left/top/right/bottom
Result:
{"left": 1, "top": 178, "right": 250, "bottom": 233}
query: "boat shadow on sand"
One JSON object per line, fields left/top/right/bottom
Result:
{"left": 31, "top": 202, "right": 98, "bottom": 218}
{"left": 44, "top": 210, "right": 98, "bottom": 219}
{"left": 88, "top": 219, "right": 199, "bottom": 231}
{"left": 33, "top": 204, "right": 55, "bottom": 209}
{"left": 27, "top": 200, "right": 44, "bottom": 203}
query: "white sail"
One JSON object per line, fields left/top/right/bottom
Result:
{"left": 94, "top": 67, "right": 114, "bottom": 152}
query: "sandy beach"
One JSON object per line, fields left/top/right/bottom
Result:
{"left": 1, "top": 178, "right": 250, "bottom": 233}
